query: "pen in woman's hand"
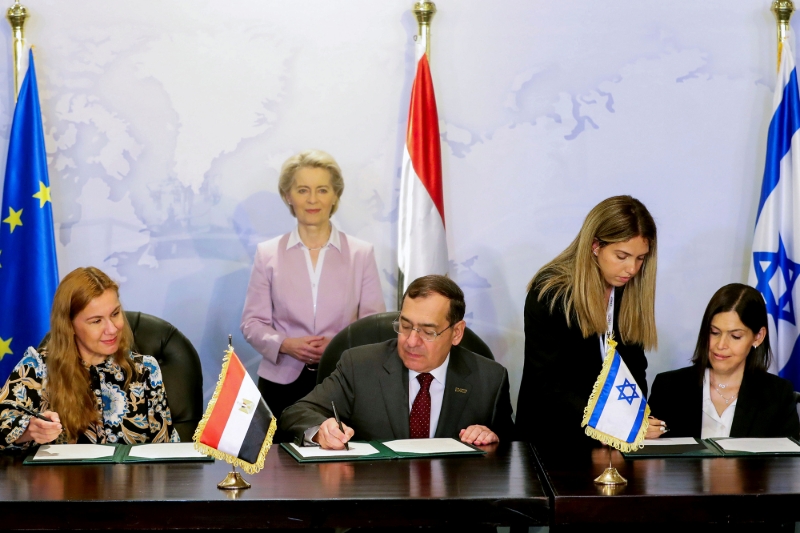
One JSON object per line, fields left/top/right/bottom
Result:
{"left": 15, "top": 403, "right": 51, "bottom": 422}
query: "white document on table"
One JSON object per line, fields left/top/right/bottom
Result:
{"left": 32, "top": 444, "right": 115, "bottom": 461}
{"left": 715, "top": 437, "right": 800, "bottom": 453}
{"left": 287, "top": 441, "right": 379, "bottom": 458}
{"left": 127, "top": 443, "right": 209, "bottom": 459}
{"left": 642, "top": 437, "right": 700, "bottom": 446}
{"left": 383, "top": 438, "right": 475, "bottom": 454}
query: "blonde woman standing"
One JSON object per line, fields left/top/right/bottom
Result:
{"left": 241, "top": 150, "right": 385, "bottom": 424}
{"left": 516, "top": 195, "right": 658, "bottom": 448}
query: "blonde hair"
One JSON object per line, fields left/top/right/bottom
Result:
{"left": 528, "top": 195, "right": 658, "bottom": 350}
{"left": 278, "top": 149, "right": 345, "bottom": 217}
{"left": 46, "top": 267, "right": 135, "bottom": 441}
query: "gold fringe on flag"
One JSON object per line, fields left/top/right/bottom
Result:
{"left": 193, "top": 348, "right": 277, "bottom": 475}
{"left": 581, "top": 337, "right": 650, "bottom": 453}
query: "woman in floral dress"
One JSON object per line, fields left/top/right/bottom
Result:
{"left": 0, "top": 266, "right": 178, "bottom": 449}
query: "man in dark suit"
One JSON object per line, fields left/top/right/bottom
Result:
{"left": 280, "top": 275, "right": 514, "bottom": 449}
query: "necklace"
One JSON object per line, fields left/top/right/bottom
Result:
{"left": 714, "top": 385, "right": 737, "bottom": 404}
{"left": 711, "top": 377, "right": 739, "bottom": 405}
{"left": 300, "top": 224, "right": 331, "bottom": 251}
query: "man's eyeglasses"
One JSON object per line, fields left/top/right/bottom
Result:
{"left": 392, "top": 319, "right": 453, "bottom": 342}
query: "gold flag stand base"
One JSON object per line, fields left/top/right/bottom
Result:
{"left": 218, "top": 467, "right": 251, "bottom": 490}
{"left": 594, "top": 467, "right": 627, "bottom": 485}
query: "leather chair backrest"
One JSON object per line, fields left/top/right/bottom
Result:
{"left": 38, "top": 311, "right": 203, "bottom": 442}
{"left": 125, "top": 311, "right": 203, "bottom": 442}
{"left": 317, "top": 311, "right": 494, "bottom": 384}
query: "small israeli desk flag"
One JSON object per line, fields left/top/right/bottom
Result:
{"left": 582, "top": 338, "right": 649, "bottom": 452}
{"left": 750, "top": 35, "right": 800, "bottom": 390}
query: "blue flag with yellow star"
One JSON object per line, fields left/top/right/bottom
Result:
{"left": 750, "top": 37, "right": 800, "bottom": 391}
{"left": 0, "top": 50, "right": 58, "bottom": 385}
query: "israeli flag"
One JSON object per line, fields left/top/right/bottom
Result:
{"left": 582, "top": 342, "right": 649, "bottom": 452}
{"left": 750, "top": 36, "right": 800, "bottom": 390}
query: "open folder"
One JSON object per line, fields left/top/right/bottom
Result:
{"left": 23, "top": 442, "right": 215, "bottom": 466}
{"left": 623, "top": 437, "right": 800, "bottom": 458}
{"left": 281, "top": 437, "right": 486, "bottom": 463}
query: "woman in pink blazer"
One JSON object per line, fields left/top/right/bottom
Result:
{"left": 241, "top": 150, "right": 385, "bottom": 422}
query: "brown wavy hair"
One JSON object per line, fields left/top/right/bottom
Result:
{"left": 528, "top": 195, "right": 658, "bottom": 350}
{"left": 45, "top": 267, "right": 135, "bottom": 441}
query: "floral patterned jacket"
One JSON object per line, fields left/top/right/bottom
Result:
{"left": 0, "top": 347, "right": 179, "bottom": 450}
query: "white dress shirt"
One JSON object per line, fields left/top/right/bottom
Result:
{"left": 286, "top": 224, "right": 342, "bottom": 316}
{"left": 408, "top": 354, "right": 450, "bottom": 438}
{"left": 701, "top": 368, "right": 737, "bottom": 439}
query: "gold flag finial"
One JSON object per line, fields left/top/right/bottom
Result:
{"left": 772, "top": 0, "right": 795, "bottom": 70}
{"left": 413, "top": 2, "right": 436, "bottom": 60}
{"left": 6, "top": 0, "right": 28, "bottom": 101}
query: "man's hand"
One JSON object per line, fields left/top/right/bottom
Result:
{"left": 313, "top": 417, "right": 355, "bottom": 450}
{"left": 16, "top": 411, "right": 62, "bottom": 444}
{"left": 459, "top": 424, "right": 498, "bottom": 446}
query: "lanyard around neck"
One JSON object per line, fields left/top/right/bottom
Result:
{"left": 599, "top": 289, "right": 615, "bottom": 360}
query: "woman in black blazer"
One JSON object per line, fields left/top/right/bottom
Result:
{"left": 516, "top": 196, "right": 658, "bottom": 448}
{"left": 649, "top": 283, "right": 800, "bottom": 439}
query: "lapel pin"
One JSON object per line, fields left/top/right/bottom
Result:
{"left": 455, "top": 387, "right": 467, "bottom": 393}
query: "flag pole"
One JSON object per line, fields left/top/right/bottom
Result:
{"left": 413, "top": 1, "right": 436, "bottom": 61}
{"left": 773, "top": 0, "right": 795, "bottom": 71}
{"left": 398, "top": 1, "right": 438, "bottom": 309}
{"left": 6, "top": 0, "right": 28, "bottom": 101}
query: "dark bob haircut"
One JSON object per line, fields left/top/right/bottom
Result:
{"left": 403, "top": 275, "right": 466, "bottom": 326}
{"left": 691, "top": 283, "right": 771, "bottom": 373}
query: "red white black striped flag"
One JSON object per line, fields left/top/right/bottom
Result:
{"left": 397, "top": 31, "right": 448, "bottom": 294}
{"left": 193, "top": 349, "right": 276, "bottom": 474}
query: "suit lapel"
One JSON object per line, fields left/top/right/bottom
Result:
{"left": 434, "top": 346, "right": 472, "bottom": 438}
{"left": 379, "top": 341, "right": 410, "bottom": 439}
{"left": 730, "top": 371, "right": 757, "bottom": 437}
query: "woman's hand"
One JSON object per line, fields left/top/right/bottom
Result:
{"left": 645, "top": 416, "right": 668, "bottom": 439}
{"left": 280, "top": 336, "right": 327, "bottom": 365}
{"left": 16, "top": 411, "right": 62, "bottom": 444}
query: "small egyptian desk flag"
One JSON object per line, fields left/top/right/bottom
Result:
{"left": 194, "top": 349, "right": 276, "bottom": 474}
{"left": 582, "top": 337, "right": 650, "bottom": 452}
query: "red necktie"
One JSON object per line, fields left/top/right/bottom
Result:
{"left": 409, "top": 373, "right": 434, "bottom": 439}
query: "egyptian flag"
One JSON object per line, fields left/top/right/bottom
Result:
{"left": 194, "top": 349, "right": 276, "bottom": 474}
{"left": 397, "top": 30, "right": 448, "bottom": 296}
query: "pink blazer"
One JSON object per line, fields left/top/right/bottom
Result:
{"left": 241, "top": 230, "right": 386, "bottom": 384}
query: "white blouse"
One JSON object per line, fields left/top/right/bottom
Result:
{"left": 700, "top": 368, "right": 738, "bottom": 439}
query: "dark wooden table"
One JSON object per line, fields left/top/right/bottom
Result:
{"left": 536, "top": 445, "right": 800, "bottom": 530}
{"left": 0, "top": 441, "right": 547, "bottom": 530}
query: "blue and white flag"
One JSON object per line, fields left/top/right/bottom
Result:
{"left": 750, "top": 36, "right": 800, "bottom": 390}
{"left": 0, "top": 50, "right": 58, "bottom": 385}
{"left": 582, "top": 338, "right": 649, "bottom": 452}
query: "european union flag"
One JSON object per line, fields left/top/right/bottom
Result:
{"left": 0, "top": 50, "right": 58, "bottom": 385}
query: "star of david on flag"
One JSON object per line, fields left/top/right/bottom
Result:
{"left": 582, "top": 338, "right": 650, "bottom": 452}
{"left": 616, "top": 379, "right": 639, "bottom": 405}
{"left": 749, "top": 34, "right": 800, "bottom": 391}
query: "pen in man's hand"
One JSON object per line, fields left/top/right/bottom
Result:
{"left": 15, "top": 403, "right": 50, "bottom": 422}
{"left": 331, "top": 401, "right": 349, "bottom": 451}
